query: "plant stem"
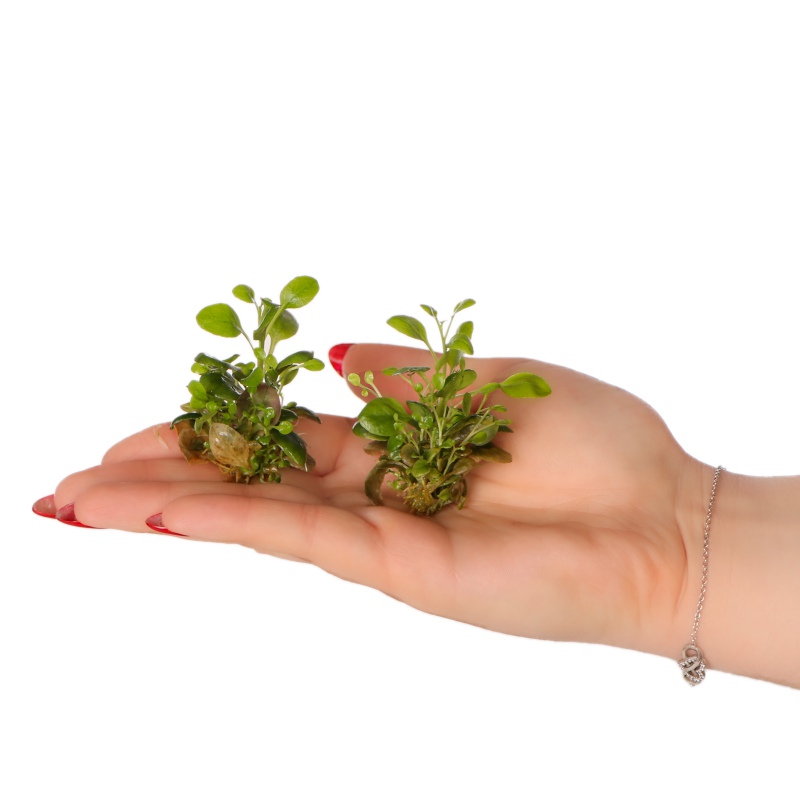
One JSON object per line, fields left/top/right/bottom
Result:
{"left": 262, "top": 302, "right": 289, "bottom": 356}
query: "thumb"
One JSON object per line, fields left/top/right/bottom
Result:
{"left": 328, "top": 342, "right": 523, "bottom": 405}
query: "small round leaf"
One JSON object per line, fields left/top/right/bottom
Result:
{"left": 280, "top": 276, "right": 320, "bottom": 309}
{"left": 232, "top": 284, "right": 256, "bottom": 304}
{"left": 386, "top": 315, "right": 430, "bottom": 345}
{"left": 499, "top": 372, "right": 552, "bottom": 398}
{"left": 358, "top": 397, "right": 410, "bottom": 438}
{"left": 196, "top": 304, "right": 244, "bottom": 338}
{"left": 270, "top": 310, "right": 299, "bottom": 344}
{"left": 454, "top": 298, "right": 476, "bottom": 313}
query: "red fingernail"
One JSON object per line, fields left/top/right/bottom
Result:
{"left": 55, "top": 503, "right": 100, "bottom": 529}
{"left": 32, "top": 495, "right": 57, "bottom": 518}
{"left": 328, "top": 343, "right": 354, "bottom": 377}
{"left": 145, "top": 513, "right": 188, "bottom": 538}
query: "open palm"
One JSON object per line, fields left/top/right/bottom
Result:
{"left": 48, "top": 344, "right": 709, "bottom": 660}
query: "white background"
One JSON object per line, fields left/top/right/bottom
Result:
{"left": 1, "top": 2, "right": 798, "bottom": 798}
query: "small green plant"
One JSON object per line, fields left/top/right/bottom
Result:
{"left": 171, "top": 277, "right": 323, "bottom": 483}
{"left": 348, "top": 299, "right": 551, "bottom": 515}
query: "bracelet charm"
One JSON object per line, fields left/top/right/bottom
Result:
{"left": 678, "top": 645, "right": 706, "bottom": 686}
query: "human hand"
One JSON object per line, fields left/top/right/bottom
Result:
{"left": 34, "top": 344, "right": 712, "bottom": 663}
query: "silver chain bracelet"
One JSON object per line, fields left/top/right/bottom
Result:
{"left": 678, "top": 465, "right": 725, "bottom": 686}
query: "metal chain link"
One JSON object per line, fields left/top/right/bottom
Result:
{"left": 678, "top": 465, "right": 724, "bottom": 686}
{"left": 689, "top": 465, "right": 724, "bottom": 645}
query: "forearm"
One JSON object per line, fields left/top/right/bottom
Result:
{"left": 677, "top": 463, "right": 800, "bottom": 688}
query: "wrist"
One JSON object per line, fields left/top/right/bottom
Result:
{"left": 673, "top": 462, "right": 800, "bottom": 688}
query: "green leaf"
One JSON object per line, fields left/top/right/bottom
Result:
{"left": 270, "top": 309, "right": 299, "bottom": 344}
{"left": 303, "top": 358, "right": 324, "bottom": 371}
{"left": 170, "top": 412, "right": 201, "bottom": 429}
{"left": 444, "top": 348, "right": 462, "bottom": 370}
{"left": 386, "top": 315, "right": 430, "bottom": 346}
{"left": 454, "top": 298, "right": 476, "bottom": 313}
{"left": 231, "top": 364, "right": 248, "bottom": 380}
{"left": 240, "top": 366, "right": 264, "bottom": 393}
{"left": 364, "top": 461, "right": 401, "bottom": 505}
{"left": 499, "top": 372, "right": 552, "bottom": 398}
{"left": 448, "top": 333, "right": 474, "bottom": 355}
{"left": 436, "top": 369, "right": 477, "bottom": 400}
{"left": 187, "top": 380, "right": 208, "bottom": 402}
{"left": 411, "top": 459, "right": 431, "bottom": 478}
{"left": 470, "top": 444, "right": 512, "bottom": 463}
{"left": 383, "top": 365, "right": 431, "bottom": 376}
{"left": 352, "top": 421, "right": 386, "bottom": 440}
{"left": 200, "top": 372, "right": 242, "bottom": 401}
{"left": 420, "top": 304, "right": 437, "bottom": 317}
{"left": 448, "top": 415, "right": 481, "bottom": 444}
{"left": 476, "top": 381, "right": 501, "bottom": 395}
{"left": 357, "top": 397, "right": 410, "bottom": 438}
{"left": 364, "top": 440, "right": 388, "bottom": 456}
{"left": 279, "top": 276, "right": 319, "bottom": 309}
{"left": 407, "top": 400, "right": 434, "bottom": 426}
{"left": 470, "top": 424, "right": 499, "bottom": 446}
{"left": 232, "top": 284, "right": 256, "bottom": 304}
{"left": 277, "top": 350, "right": 313, "bottom": 370}
{"left": 431, "top": 373, "right": 446, "bottom": 391}
{"left": 195, "top": 352, "right": 238, "bottom": 372}
{"left": 451, "top": 457, "right": 476, "bottom": 476}
{"left": 292, "top": 405, "right": 322, "bottom": 424}
{"left": 278, "top": 408, "right": 298, "bottom": 424}
{"left": 271, "top": 430, "right": 310, "bottom": 469}
{"left": 196, "top": 303, "right": 243, "bottom": 338}
{"left": 386, "top": 434, "right": 405, "bottom": 455}
{"left": 191, "top": 362, "right": 208, "bottom": 375}
{"left": 399, "top": 443, "right": 417, "bottom": 466}
{"left": 281, "top": 367, "right": 300, "bottom": 386}
{"left": 456, "top": 320, "right": 474, "bottom": 338}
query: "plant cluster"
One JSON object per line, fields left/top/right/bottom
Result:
{"left": 171, "top": 277, "right": 323, "bottom": 483}
{"left": 348, "top": 300, "right": 551, "bottom": 515}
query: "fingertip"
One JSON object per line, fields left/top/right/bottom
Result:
{"left": 145, "top": 513, "right": 189, "bottom": 538}
{"left": 55, "top": 503, "right": 101, "bottom": 529}
{"left": 328, "top": 343, "right": 355, "bottom": 377}
{"left": 32, "top": 495, "right": 57, "bottom": 518}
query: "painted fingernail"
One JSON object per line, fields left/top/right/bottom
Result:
{"left": 145, "top": 513, "right": 188, "bottom": 538}
{"left": 55, "top": 503, "right": 100, "bottom": 529}
{"left": 32, "top": 495, "right": 57, "bottom": 518}
{"left": 328, "top": 343, "right": 354, "bottom": 377}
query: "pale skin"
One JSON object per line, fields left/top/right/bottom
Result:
{"left": 38, "top": 344, "right": 800, "bottom": 688}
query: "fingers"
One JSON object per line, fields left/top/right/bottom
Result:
{"left": 68, "top": 479, "right": 324, "bottom": 533}
{"left": 153, "top": 493, "right": 466, "bottom": 615}
{"left": 56, "top": 458, "right": 222, "bottom": 511}
{"left": 158, "top": 494, "right": 393, "bottom": 587}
